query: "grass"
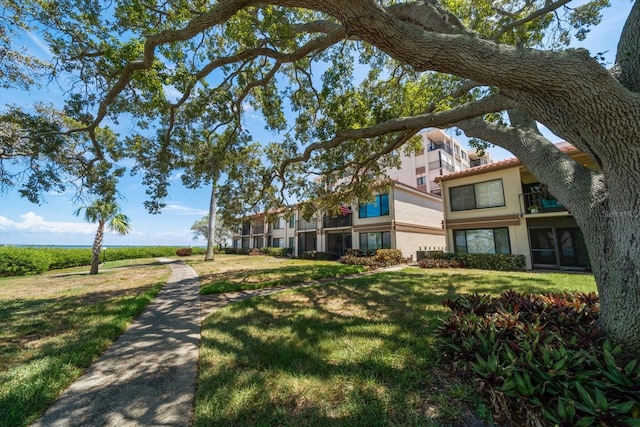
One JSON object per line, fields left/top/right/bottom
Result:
{"left": 0, "top": 258, "right": 170, "bottom": 427}
{"left": 195, "top": 266, "right": 596, "bottom": 426}
{"left": 187, "top": 254, "right": 367, "bottom": 294}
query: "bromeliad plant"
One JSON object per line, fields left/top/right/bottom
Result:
{"left": 438, "top": 291, "right": 640, "bottom": 426}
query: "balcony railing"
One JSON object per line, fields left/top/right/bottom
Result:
{"left": 520, "top": 192, "right": 567, "bottom": 215}
{"left": 323, "top": 214, "right": 352, "bottom": 228}
{"left": 252, "top": 225, "right": 265, "bottom": 234}
{"left": 297, "top": 218, "right": 317, "bottom": 231}
{"left": 241, "top": 225, "right": 251, "bottom": 235}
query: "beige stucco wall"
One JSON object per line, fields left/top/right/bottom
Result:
{"left": 442, "top": 166, "right": 523, "bottom": 220}
{"left": 392, "top": 186, "right": 443, "bottom": 225}
{"left": 441, "top": 166, "right": 529, "bottom": 266}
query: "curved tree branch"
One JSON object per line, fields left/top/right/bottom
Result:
{"left": 278, "top": 93, "right": 514, "bottom": 178}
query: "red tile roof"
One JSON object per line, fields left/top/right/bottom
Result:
{"left": 435, "top": 145, "right": 579, "bottom": 182}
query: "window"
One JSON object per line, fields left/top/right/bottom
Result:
{"left": 273, "top": 217, "right": 284, "bottom": 229}
{"left": 417, "top": 176, "right": 426, "bottom": 186}
{"left": 288, "top": 237, "right": 295, "bottom": 249}
{"left": 450, "top": 179, "right": 505, "bottom": 211}
{"left": 272, "top": 238, "right": 282, "bottom": 247}
{"left": 453, "top": 228, "right": 510, "bottom": 254}
{"left": 359, "top": 232, "right": 391, "bottom": 253}
{"left": 359, "top": 194, "right": 390, "bottom": 218}
{"left": 288, "top": 214, "right": 296, "bottom": 228}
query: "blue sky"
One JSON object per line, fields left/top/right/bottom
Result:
{"left": 0, "top": 1, "right": 633, "bottom": 247}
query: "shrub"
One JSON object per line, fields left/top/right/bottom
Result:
{"left": 340, "top": 249, "right": 407, "bottom": 269}
{"left": 260, "top": 247, "right": 293, "bottom": 257}
{"left": 373, "top": 249, "right": 406, "bottom": 266}
{"left": 429, "top": 252, "right": 525, "bottom": 271}
{"left": 418, "top": 257, "right": 462, "bottom": 268}
{"left": 175, "top": 247, "right": 193, "bottom": 256}
{"left": 338, "top": 254, "right": 380, "bottom": 269}
{"left": 0, "top": 247, "right": 52, "bottom": 276}
{"left": 438, "top": 291, "right": 640, "bottom": 426}
{"left": 0, "top": 246, "right": 206, "bottom": 276}
{"left": 302, "top": 251, "right": 339, "bottom": 260}
{"left": 248, "top": 248, "right": 263, "bottom": 256}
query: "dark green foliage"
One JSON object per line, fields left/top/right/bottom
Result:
{"left": 175, "top": 247, "right": 193, "bottom": 256}
{"left": 439, "top": 291, "right": 640, "bottom": 426}
{"left": 418, "top": 257, "right": 463, "bottom": 269}
{"left": 303, "top": 251, "right": 340, "bottom": 260}
{"left": 0, "top": 247, "right": 53, "bottom": 276}
{"left": 222, "top": 247, "right": 249, "bottom": 255}
{"left": 0, "top": 246, "right": 205, "bottom": 276}
{"left": 339, "top": 249, "right": 406, "bottom": 269}
{"left": 260, "top": 247, "right": 293, "bottom": 257}
{"left": 429, "top": 252, "right": 526, "bottom": 271}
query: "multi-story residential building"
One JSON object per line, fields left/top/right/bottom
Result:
{"left": 388, "top": 128, "right": 493, "bottom": 196}
{"left": 232, "top": 181, "right": 446, "bottom": 259}
{"left": 435, "top": 143, "right": 596, "bottom": 270}
{"left": 232, "top": 128, "right": 494, "bottom": 259}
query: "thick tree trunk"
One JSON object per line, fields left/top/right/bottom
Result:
{"left": 587, "top": 161, "right": 640, "bottom": 350}
{"left": 204, "top": 184, "right": 216, "bottom": 261}
{"left": 90, "top": 222, "right": 105, "bottom": 275}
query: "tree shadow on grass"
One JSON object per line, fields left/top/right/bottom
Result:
{"left": 196, "top": 272, "right": 467, "bottom": 426}
{"left": 199, "top": 264, "right": 364, "bottom": 295}
{"left": 195, "top": 268, "right": 595, "bottom": 426}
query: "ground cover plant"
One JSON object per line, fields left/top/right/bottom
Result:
{"left": 188, "top": 254, "right": 366, "bottom": 294}
{"left": 439, "top": 291, "right": 640, "bottom": 426}
{"left": 195, "top": 267, "right": 597, "bottom": 426}
{"left": 0, "top": 258, "right": 170, "bottom": 427}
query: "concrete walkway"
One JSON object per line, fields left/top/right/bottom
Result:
{"left": 32, "top": 259, "right": 200, "bottom": 427}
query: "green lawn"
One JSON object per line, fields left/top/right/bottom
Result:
{"left": 0, "top": 259, "right": 169, "bottom": 427}
{"left": 195, "top": 267, "right": 596, "bottom": 426}
{"left": 188, "top": 254, "right": 367, "bottom": 294}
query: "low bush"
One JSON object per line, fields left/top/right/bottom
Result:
{"left": 176, "top": 247, "right": 193, "bottom": 256}
{"left": 438, "top": 291, "right": 640, "bottom": 426}
{"left": 302, "top": 251, "right": 339, "bottom": 260}
{"left": 427, "top": 252, "right": 525, "bottom": 271}
{"left": 248, "top": 248, "right": 263, "bottom": 256}
{"left": 340, "top": 249, "right": 407, "bottom": 269}
{"left": 260, "top": 247, "right": 293, "bottom": 257}
{"left": 0, "top": 247, "right": 53, "bottom": 276}
{"left": 418, "top": 257, "right": 462, "bottom": 269}
{"left": 0, "top": 246, "right": 206, "bottom": 276}
{"left": 373, "top": 249, "right": 406, "bottom": 266}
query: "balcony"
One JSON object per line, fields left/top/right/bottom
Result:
{"left": 520, "top": 192, "right": 567, "bottom": 215}
{"left": 297, "top": 218, "right": 317, "bottom": 231}
{"left": 252, "top": 225, "right": 265, "bottom": 234}
{"left": 323, "top": 214, "right": 352, "bottom": 228}
{"left": 241, "top": 225, "right": 251, "bottom": 235}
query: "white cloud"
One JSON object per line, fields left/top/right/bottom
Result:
{"left": 26, "top": 32, "right": 53, "bottom": 58}
{"left": 163, "top": 204, "right": 208, "bottom": 216}
{"left": 0, "top": 212, "right": 95, "bottom": 234}
{"left": 163, "top": 84, "right": 183, "bottom": 102}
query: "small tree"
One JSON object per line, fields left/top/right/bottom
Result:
{"left": 191, "top": 214, "right": 233, "bottom": 250}
{"left": 75, "top": 200, "right": 131, "bottom": 274}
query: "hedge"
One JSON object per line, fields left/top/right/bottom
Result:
{"left": 0, "top": 246, "right": 205, "bottom": 277}
{"left": 427, "top": 252, "right": 525, "bottom": 271}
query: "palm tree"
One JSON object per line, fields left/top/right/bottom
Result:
{"left": 75, "top": 200, "right": 132, "bottom": 274}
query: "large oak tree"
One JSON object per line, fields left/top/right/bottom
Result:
{"left": 1, "top": 0, "right": 638, "bottom": 349}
